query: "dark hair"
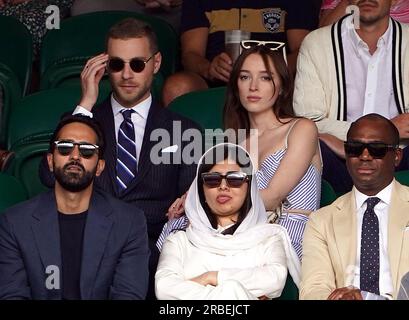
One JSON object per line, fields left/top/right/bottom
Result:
{"left": 348, "top": 113, "right": 400, "bottom": 145}
{"left": 105, "top": 18, "right": 159, "bottom": 54}
{"left": 49, "top": 114, "right": 105, "bottom": 159}
{"left": 223, "top": 45, "right": 295, "bottom": 136}
{"left": 197, "top": 144, "right": 253, "bottom": 235}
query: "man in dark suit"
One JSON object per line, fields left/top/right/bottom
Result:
{"left": 71, "top": 18, "right": 200, "bottom": 298}
{"left": 0, "top": 115, "right": 150, "bottom": 299}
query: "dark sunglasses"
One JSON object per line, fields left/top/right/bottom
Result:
{"left": 344, "top": 141, "right": 398, "bottom": 159}
{"left": 202, "top": 171, "right": 249, "bottom": 188}
{"left": 54, "top": 140, "right": 99, "bottom": 159}
{"left": 107, "top": 52, "right": 157, "bottom": 73}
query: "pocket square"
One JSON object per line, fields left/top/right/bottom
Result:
{"left": 161, "top": 145, "right": 178, "bottom": 153}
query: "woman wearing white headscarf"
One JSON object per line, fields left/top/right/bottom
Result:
{"left": 155, "top": 143, "right": 300, "bottom": 300}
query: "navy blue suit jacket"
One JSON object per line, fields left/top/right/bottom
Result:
{"left": 89, "top": 98, "right": 200, "bottom": 240}
{"left": 0, "top": 189, "right": 150, "bottom": 300}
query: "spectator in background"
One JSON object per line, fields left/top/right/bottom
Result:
{"left": 320, "top": 0, "right": 409, "bottom": 26}
{"left": 0, "top": 0, "right": 74, "bottom": 59}
{"left": 301, "top": 114, "right": 409, "bottom": 300}
{"left": 0, "top": 115, "right": 150, "bottom": 300}
{"left": 161, "top": 0, "right": 320, "bottom": 107}
{"left": 155, "top": 143, "right": 300, "bottom": 300}
{"left": 71, "top": 0, "right": 182, "bottom": 32}
{"left": 293, "top": 0, "right": 409, "bottom": 194}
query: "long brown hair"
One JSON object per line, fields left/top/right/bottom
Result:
{"left": 223, "top": 45, "right": 295, "bottom": 136}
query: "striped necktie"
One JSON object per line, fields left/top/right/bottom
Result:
{"left": 360, "top": 197, "right": 381, "bottom": 295}
{"left": 116, "top": 109, "right": 137, "bottom": 191}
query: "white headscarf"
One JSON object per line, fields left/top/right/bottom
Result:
{"left": 184, "top": 143, "right": 301, "bottom": 286}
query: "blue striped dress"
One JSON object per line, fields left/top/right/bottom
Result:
{"left": 256, "top": 149, "right": 321, "bottom": 260}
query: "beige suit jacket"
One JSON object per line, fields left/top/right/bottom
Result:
{"left": 300, "top": 180, "right": 409, "bottom": 300}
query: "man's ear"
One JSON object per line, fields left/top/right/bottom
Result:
{"left": 47, "top": 153, "right": 54, "bottom": 172}
{"left": 153, "top": 51, "right": 162, "bottom": 74}
{"left": 394, "top": 148, "right": 403, "bottom": 167}
{"left": 95, "top": 159, "right": 105, "bottom": 177}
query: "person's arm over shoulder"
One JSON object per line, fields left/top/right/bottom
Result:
{"left": 300, "top": 208, "right": 336, "bottom": 300}
{"left": 110, "top": 204, "right": 150, "bottom": 300}
{"left": 0, "top": 213, "right": 31, "bottom": 300}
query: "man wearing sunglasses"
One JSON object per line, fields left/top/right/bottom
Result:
{"left": 66, "top": 18, "right": 199, "bottom": 299}
{"left": 293, "top": 0, "right": 409, "bottom": 195}
{"left": 161, "top": 0, "right": 320, "bottom": 107}
{"left": 0, "top": 115, "right": 150, "bottom": 299}
{"left": 301, "top": 114, "right": 409, "bottom": 300}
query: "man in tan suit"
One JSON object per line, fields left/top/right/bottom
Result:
{"left": 301, "top": 113, "right": 409, "bottom": 300}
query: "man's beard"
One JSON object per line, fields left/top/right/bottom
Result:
{"left": 54, "top": 160, "right": 96, "bottom": 192}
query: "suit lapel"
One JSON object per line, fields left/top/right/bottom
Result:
{"left": 121, "top": 100, "right": 166, "bottom": 197}
{"left": 332, "top": 191, "right": 357, "bottom": 285}
{"left": 388, "top": 181, "right": 409, "bottom": 292}
{"left": 95, "top": 99, "right": 119, "bottom": 196}
{"left": 80, "top": 191, "right": 113, "bottom": 299}
{"left": 31, "top": 191, "right": 62, "bottom": 299}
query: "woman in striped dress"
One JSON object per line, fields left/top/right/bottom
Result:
{"left": 157, "top": 44, "right": 322, "bottom": 260}
{"left": 223, "top": 43, "right": 322, "bottom": 260}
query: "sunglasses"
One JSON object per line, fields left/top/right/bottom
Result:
{"left": 202, "top": 171, "right": 249, "bottom": 188}
{"left": 107, "top": 52, "right": 157, "bottom": 73}
{"left": 54, "top": 140, "right": 99, "bottom": 159}
{"left": 344, "top": 141, "right": 398, "bottom": 159}
{"left": 241, "top": 40, "right": 287, "bottom": 65}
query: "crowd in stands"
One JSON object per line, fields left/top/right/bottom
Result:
{"left": 0, "top": 0, "right": 409, "bottom": 301}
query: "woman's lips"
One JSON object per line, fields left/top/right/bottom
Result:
{"left": 216, "top": 195, "right": 232, "bottom": 204}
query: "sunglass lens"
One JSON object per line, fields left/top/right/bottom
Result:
{"left": 203, "top": 174, "right": 222, "bottom": 188}
{"left": 345, "top": 143, "right": 363, "bottom": 157}
{"left": 108, "top": 58, "right": 124, "bottom": 72}
{"left": 79, "top": 145, "right": 97, "bottom": 158}
{"left": 226, "top": 172, "right": 247, "bottom": 187}
{"left": 367, "top": 144, "right": 388, "bottom": 158}
{"left": 56, "top": 143, "right": 74, "bottom": 156}
{"left": 130, "top": 59, "right": 145, "bottom": 73}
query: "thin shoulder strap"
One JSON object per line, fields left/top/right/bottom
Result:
{"left": 284, "top": 119, "right": 301, "bottom": 149}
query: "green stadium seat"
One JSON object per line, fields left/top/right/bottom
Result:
{"left": 276, "top": 274, "right": 299, "bottom": 300}
{"left": 0, "top": 15, "right": 33, "bottom": 96}
{"left": 40, "top": 11, "right": 177, "bottom": 92}
{"left": 6, "top": 142, "right": 49, "bottom": 199}
{"left": 0, "top": 172, "right": 28, "bottom": 212}
{"left": 320, "top": 179, "right": 337, "bottom": 207}
{"left": 6, "top": 86, "right": 110, "bottom": 150}
{"left": 0, "top": 63, "right": 22, "bottom": 148}
{"left": 168, "top": 87, "right": 227, "bottom": 130}
{"left": 395, "top": 170, "right": 409, "bottom": 186}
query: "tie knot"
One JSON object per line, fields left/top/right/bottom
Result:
{"left": 366, "top": 197, "right": 381, "bottom": 210}
{"left": 121, "top": 109, "right": 134, "bottom": 121}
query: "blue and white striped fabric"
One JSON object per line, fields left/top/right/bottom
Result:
{"left": 256, "top": 150, "right": 321, "bottom": 260}
{"left": 116, "top": 109, "right": 137, "bottom": 191}
{"left": 156, "top": 216, "right": 189, "bottom": 251}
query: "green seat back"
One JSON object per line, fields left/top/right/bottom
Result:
{"left": 395, "top": 170, "right": 409, "bottom": 186}
{"left": 7, "top": 86, "right": 110, "bottom": 150}
{"left": 0, "top": 172, "right": 28, "bottom": 213}
{"left": 6, "top": 142, "right": 50, "bottom": 198}
{"left": 0, "top": 63, "right": 22, "bottom": 148}
{"left": 40, "top": 11, "right": 177, "bottom": 90}
{"left": 276, "top": 274, "right": 299, "bottom": 300}
{"left": 168, "top": 87, "right": 227, "bottom": 130}
{"left": 320, "top": 179, "right": 337, "bottom": 208}
{"left": 0, "top": 15, "right": 32, "bottom": 95}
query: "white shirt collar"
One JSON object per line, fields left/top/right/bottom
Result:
{"left": 354, "top": 179, "right": 394, "bottom": 210}
{"left": 110, "top": 93, "right": 152, "bottom": 120}
{"left": 346, "top": 16, "right": 392, "bottom": 54}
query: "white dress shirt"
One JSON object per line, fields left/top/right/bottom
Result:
{"left": 73, "top": 94, "right": 152, "bottom": 162}
{"left": 342, "top": 16, "right": 398, "bottom": 122}
{"left": 353, "top": 181, "right": 394, "bottom": 298}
